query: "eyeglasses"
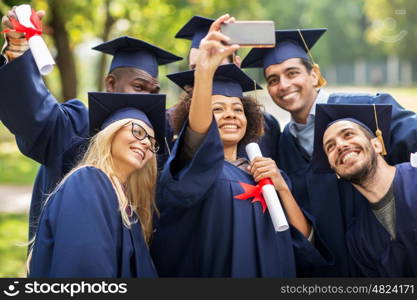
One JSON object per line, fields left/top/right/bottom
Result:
{"left": 130, "top": 122, "right": 159, "bottom": 153}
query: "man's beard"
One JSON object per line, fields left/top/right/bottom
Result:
{"left": 338, "top": 148, "right": 378, "bottom": 186}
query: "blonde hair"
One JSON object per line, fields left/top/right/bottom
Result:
{"left": 27, "top": 119, "right": 158, "bottom": 273}
{"left": 79, "top": 119, "right": 158, "bottom": 237}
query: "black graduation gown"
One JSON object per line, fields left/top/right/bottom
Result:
{"left": 278, "top": 93, "right": 417, "bottom": 277}
{"left": 29, "top": 167, "right": 157, "bottom": 278}
{"left": 151, "top": 120, "right": 331, "bottom": 277}
{"left": 347, "top": 163, "right": 417, "bottom": 277}
{"left": 0, "top": 51, "right": 89, "bottom": 238}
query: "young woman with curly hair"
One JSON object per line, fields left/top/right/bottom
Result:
{"left": 151, "top": 15, "right": 331, "bottom": 277}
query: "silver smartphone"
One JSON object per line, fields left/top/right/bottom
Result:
{"left": 220, "top": 21, "right": 276, "bottom": 48}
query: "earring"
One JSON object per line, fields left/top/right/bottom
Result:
{"left": 336, "top": 173, "right": 341, "bottom": 179}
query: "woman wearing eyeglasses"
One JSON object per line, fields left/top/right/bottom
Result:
{"left": 28, "top": 93, "right": 165, "bottom": 278}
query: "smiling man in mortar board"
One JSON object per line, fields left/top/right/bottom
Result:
{"left": 315, "top": 103, "right": 417, "bottom": 277}
{"left": 0, "top": 8, "right": 182, "bottom": 239}
{"left": 241, "top": 28, "right": 417, "bottom": 276}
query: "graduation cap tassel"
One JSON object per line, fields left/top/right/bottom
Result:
{"left": 373, "top": 104, "right": 387, "bottom": 156}
{"left": 297, "top": 29, "right": 327, "bottom": 88}
{"left": 375, "top": 129, "right": 387, "bottom": 156}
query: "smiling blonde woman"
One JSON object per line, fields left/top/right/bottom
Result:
{"left": 28, "top": 93, "right": 166, "bottom": 278}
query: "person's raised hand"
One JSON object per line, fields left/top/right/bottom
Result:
{"left": 1, "top": 7, "right": 45, "bottom": 39}
{"left": 1, "top": 8, "right": 45, "bottom": 61}
{"left": 196, "top": 14, "right": 239, "bottom": 73}
{"left": 248, "top": 157, "right": 290, "bottom": 192}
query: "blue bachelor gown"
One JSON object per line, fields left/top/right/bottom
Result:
{"left": 0, "top": 50, "right": 171, "bottom": 239}
{"left": 0, "top": 51, "right": 89, "bottom": 239}
{"left": 29, "top": 166, "right": 157, "bottom": 278}
{"left": 151, "top": 120, "right": 331, "bottom": 277}
{"left": 279, "top": 93, "right": 417, "bottom": 277}
{"left": 237, "top": 111, "right": 281, "bottom": 160}
{"left": 346, "top": 163, "right": 417, "bottom": 277}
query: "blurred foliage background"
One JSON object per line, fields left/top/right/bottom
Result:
{"left": 0, "top": 0, "right": 416, "bottom": 104}
{"left": 0, "top": 213, "right": 27, "bottom": 277}
{"left": 0, "top": 0, "right": 416, "bottom": 277}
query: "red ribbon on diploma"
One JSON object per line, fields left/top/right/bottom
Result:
{"left": 234, "top": 178, "right": 273, "bottom": 213}
{"left": 1, "top": 9, "right": 42, "bottom": 40}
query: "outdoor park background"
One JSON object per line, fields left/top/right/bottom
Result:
{"left": 0, "top": 0, "right": 416, "bottom": 277}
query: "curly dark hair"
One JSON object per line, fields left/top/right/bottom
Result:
{"left": 169, "top": 88, "right": 264, "bottom": 146}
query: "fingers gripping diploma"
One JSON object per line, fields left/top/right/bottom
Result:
{"left": 1, "top": 8, "right": 44, "bottom": 61}
{"left": 245, "top": 143, "right": 289, "bottom": 232}
{"left": 1, "top": 7, "right": 45, "bottom": 38}
{"left": 1, "top": 5, "right": 54, "bottom": 74}
{"left": 249, "top": 157, "right": 289, "bottom": 191}
{"left": 188, "top": 14, "right": 239, "bottom": 135}
{"left": 247, "top": 144, "right": 312, "bottom": 237}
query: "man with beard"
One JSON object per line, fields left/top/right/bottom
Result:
{"left": 317, "top": 103, "right": 417, "bottom": 277}
{"left": 241, "top": 29, "right": 417, "bottom": 276}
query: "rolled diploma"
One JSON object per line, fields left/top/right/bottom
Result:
{"left": 246, "top": 142, "right": 289, "bottom": 232}
{"left": 15, "top": 4, "right": 55, "bottom": 75}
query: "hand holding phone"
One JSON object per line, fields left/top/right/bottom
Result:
{"left": 196, "top": 14, "right": 239, "bottom": 71}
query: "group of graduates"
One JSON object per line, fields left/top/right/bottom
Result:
{"left": 1, "top": 9, "right": 417, "bottom": 278}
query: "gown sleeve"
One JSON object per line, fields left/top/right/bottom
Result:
{"left": 290, "top": 209, "right": 335, "bottom": 274}
{"left": 157, "top": 119, "right": 224, "bottom": 211}
{"left": 30, "top": 167, "right": 121, "bottom": 277}
{"left": 278, "top": 170, "right": 334, "bottom": 273}
{"left": 0, "top": 50, "right": 89, "bottom": 166}
{"left": 345, "top": 225, "right": 380, "bottom": 277}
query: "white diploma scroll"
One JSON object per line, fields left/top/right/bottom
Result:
{"left": 15, "top": 4, "right": 55, "bottom": 75}
{"left": 246, "top": 143, "right": 289, "bottom": 232}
